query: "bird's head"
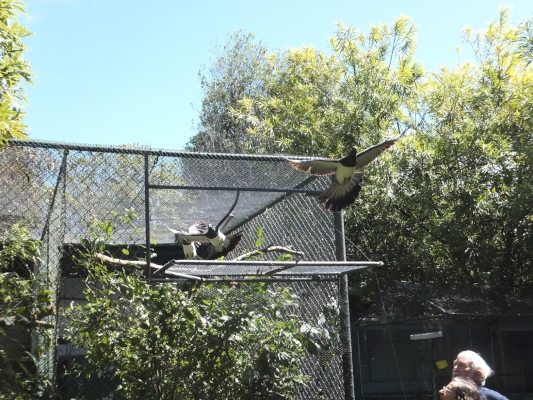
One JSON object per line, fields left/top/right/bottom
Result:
{"left": 205, "top": 225, "right": 219, "bottom": 239}
{"left": 339, "top": 146, "right": 358, "bottom": 167}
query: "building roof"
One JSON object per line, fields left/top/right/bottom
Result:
{"left": 359, "top": 280, "right": 533, "bottom": 326}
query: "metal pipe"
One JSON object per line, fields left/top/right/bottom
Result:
{"left": 149, "top": 277, "right": 339, "bottom": 283}
{"left": 335, "top": 211, "right": 356, "bottom": 400}
{"left": 356, "top": 322, "right": 364, "bottom": 400}
{"left": 153, "top": 259, "right": 383, "bottom": 276}
{"left": 163, "top": 271, "right": 204, "bottom": 281}
{"left": 159, "top": 260, "right": 382, "bottom": 266}
{"left": 340, "top": 273, "right": 355, "bottom": 400}
{"left": 9, "top": 139, "right": 318, "bottom": 161}
{"left": 149, "top": 183, "right": 321, "bottom": 195}
{"left": 144, "top": 154, "right": 152, "bottom": 281}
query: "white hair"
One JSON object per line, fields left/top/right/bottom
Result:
{"left": 457, "top": 350, "right": 494, "bottom": 386}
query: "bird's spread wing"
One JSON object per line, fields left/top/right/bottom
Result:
{"left": 166, "top": 226, "right": 183, "bottom": 235}
{"left": 355, "top": 137, "right": 398, "bottom": 169}
{"left": 179, "top": 233, "right": 211, "bottom": 243}
{"left": 285, "top": 158, "right": 341, "bottom": 176}
{"left": 167, "top": 226, "right": 189, "bottom": 245}
{"left": 169, "top": 221, "right": 212, "bottom": 244}
{"left": 188, "top": 220, "right": 209, "bottom": 235}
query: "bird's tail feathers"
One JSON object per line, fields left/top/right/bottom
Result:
{"left": 318, "top": 176, "right": 364, "bottom": 212}
{"left": 225, "top": 231, "right": 244, "bottom": 253}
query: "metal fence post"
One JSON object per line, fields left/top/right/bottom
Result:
{"left": 335, "top": 211, "right": 355, "bottom": 400}
{"left": 144, "top": 154, "right": 151, "bottom": 281}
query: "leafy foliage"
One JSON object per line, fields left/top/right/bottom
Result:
{"left": 67, "top": 216, "right": 338, "bottom": 399}
{"left": 69, "top": 268, "right": 309, "bottom": 399}
{"left": 345, "top": 8, "right": 533, "bottom": 304}
{"left": 0, "top": 0, "right": 33, "bottom": 146}
{"left": 0, "top": 223, "right": 55, "bottom": 399}
{"left": 186, "top": 30, "right": 274, "bottom": 153}
{"left": 187, "top": 18, "right": 422, "bottom": 159}
{"left": 188, "top": 10, "right": 533, "bottom": 311}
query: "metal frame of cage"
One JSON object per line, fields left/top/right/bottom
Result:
{"left": 2, "top": 140, "right": 386, "bottom": 400}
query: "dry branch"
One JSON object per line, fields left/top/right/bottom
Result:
{"left": 93, "top": 253, "right": 160, "bottom": 270}
{"left": 94, "top": 244, "right": 304, "bottom": 274}
{"left": 232, "top": 245, "right": 304, "bottom": 261}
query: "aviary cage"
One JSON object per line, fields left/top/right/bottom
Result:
{"left": 1, "top": 140, "right": 383, "bottom": 399}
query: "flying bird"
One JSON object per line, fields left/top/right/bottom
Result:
{"left": 285, "top": 136, "right": 400, "bottom": 212}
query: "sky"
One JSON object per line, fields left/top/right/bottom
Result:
{"left": 21, "top": 0, "right": 533, "bottom": 151}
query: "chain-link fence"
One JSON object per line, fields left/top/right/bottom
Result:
{"left": 1, "top": 140, "right": 379, "bottom": 399}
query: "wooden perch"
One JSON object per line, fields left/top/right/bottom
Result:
{"left": 93, "top": 253, "right": 161, "bottom": 270}
{"left": 232, "top": 245, "right": 304, "bottom": 261}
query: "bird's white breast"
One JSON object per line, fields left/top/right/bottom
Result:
{"left": 336, "top": 165, "right": 355, "bottom": 184}
{"left": 208, "top": 231, "right": 227, "bottom": 251}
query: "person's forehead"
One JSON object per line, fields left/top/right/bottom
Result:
{"left": 454, "top": 356, "right": 472, "bottom": 365}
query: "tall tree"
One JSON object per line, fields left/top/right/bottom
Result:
{"left": 0, "top": 0, "right": 33, "bottom": 147}
{"left": 346, "top": 8, "right": 533, "bottom": 304}
{"left": 230, "top": 16, "right": 422, "bottom": 157}
{"left": 186, "top": 31, "right": 273, "bottom": 153}
{"left": 188, "top": 10, "right": 533, "bottom": 308}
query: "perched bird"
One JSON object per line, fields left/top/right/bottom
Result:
{"left": 167, "top": 227, "right": 200, "bottom": 260}
{"left": 167, "top": 190, "right": 244, "bottom": 260}
{"left": 179, "top": 220, "right": 243, "bottom": 260}
{"left": 181, "top": 238, "right": 198, "bottom": 260}
{"left": 285, "top": 136, "right": 400, "bottom": 212}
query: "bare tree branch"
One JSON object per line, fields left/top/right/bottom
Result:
{"left": 93, "top": 253, "right": 160, "bottom": 270}
{"left": 232, "top": 245, "right": 304, "bottom": 261}
{"left": 93, "top": 244, "right": 305, "bottom": 275}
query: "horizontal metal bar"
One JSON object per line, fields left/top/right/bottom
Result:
{"left": 153, "top": 259, "right": 383, "bottom": 276}
{"left": 149, "top": 184, "right": 321, "bottom": 195}
{"left": 10, "top": 139, "right": 315, "bottom": 161}
{"left": 167, "top": 260, "right": 383, "bottom": 266}
{"left": 161, "top": 270, "right": 368, "bottom": 278}
{"left": 150, "top": 277, "right": 339, "bottom": 283}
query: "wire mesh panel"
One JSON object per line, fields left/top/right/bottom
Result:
{"left": 1, "top": 140, "right": 366, "bottom": 400}
{"left": 148, "top": 152, "right": 324, "bottom": 245}
{"left": 0, "top": 145, "right": 63, "bottom": 237}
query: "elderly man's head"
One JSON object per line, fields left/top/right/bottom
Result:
{"left": 452, "top": 351, "right": 493, "bottom": 386}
